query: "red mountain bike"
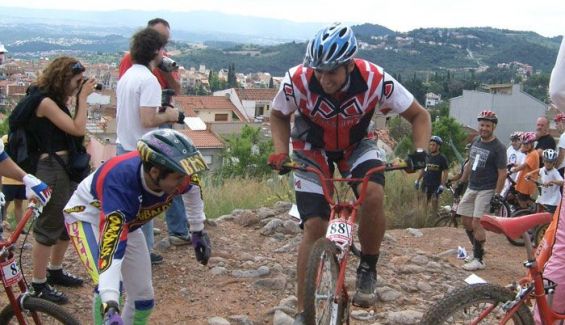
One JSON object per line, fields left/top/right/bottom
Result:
{"left": 285, "top": 159, "right": 411, "bottom": 325}
{"left": 421, "top": 211, "right": 565, "bottom": 324}
{"left": 0, "top": 201, "right": 79, "bottom": 324}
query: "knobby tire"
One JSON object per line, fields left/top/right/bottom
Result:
{"left": 420, "top": 283, "right": 533, "bottom": 325}
{"left": 0, "top": 296, "right": 80, "bottom": 324}
{"left": 303, "top": 239, "right": 346, "bottom": 325}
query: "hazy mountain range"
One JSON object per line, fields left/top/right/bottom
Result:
{"left": 0, "top": 7, "right": 561, "bottom": 76}
{"left": 0, "top": 6, "right": 330, "bottom": 44}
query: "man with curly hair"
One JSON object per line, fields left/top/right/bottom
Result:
{"left": 115, "top": 27, "right": 184, "bottom": 265}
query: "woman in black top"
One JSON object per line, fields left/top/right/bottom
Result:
{"left": 28, "top": 57, "right": 96, "bottom": 304}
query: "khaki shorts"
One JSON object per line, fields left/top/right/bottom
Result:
{"left": 456, "top": 188, "right": 495, "bottom": 218}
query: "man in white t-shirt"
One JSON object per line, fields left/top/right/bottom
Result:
{"left": 116, "top": 27, "right": 182, "bottom": 263}
{"left": 116, "top": 27, "right": 181, "bottom": 152}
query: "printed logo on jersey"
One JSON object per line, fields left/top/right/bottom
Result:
{"left": 283, "top": 83, "right": 294, "bottom": 100}
{"left": 90, "top": 201, "right": 101, "bottom": 209}
{"left": 99, "top": 212, "right": 125, "bottom": 272}
{"left": 383, "top": 80, "right": 394, "bottom": 99}
{"left": 310, "top": 97, "right": 364, "bottom": 119}
{"left": 129, "top": 200, "right": 174, "bottom": 229}
{"left": 63, "top": 205, "right": 86, "bottom": 214}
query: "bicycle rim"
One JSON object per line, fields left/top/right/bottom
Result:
{"left": 0, "top": 296, "right": 80, "bottom": 324}
{"left": 304, "top": 239, "right": 344, "bottom": 325}
{"left": 420, "top": 283, "right": 533, "bottom": 325}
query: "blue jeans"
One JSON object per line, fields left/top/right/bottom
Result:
{"left": 116, "top": 143, "right": 154, "bottom": 252}
{"left": 166, "top": 196, "right": 189, "bottom": 237}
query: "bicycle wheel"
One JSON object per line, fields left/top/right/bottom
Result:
{"left": 534, "top": 224, "right": 549, "bottom": 247}
{"left": 420, "top": 283, "right": 533, "bottom": 325}
{"left": 303, "top": 238, "right": 346, "bottom": 325}
{"left": 506, "top": 209, "right": 531, "bottom": 246}
{"left": 0, "top": 296, "right": 80, "bottom": 324}
{"left": 494, "top": 201, "right": 511, "bottom": 218}
{"left": 434, "top": 212, "right": 458, "bottom": 228}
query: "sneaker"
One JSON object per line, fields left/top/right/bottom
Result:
{"left": 47, "top": 269, "right": 84, "bottom": 287}
{"left": 169, "top": 234, "right": 191, "bottom": 246}
{"left": 150, "top": 252, "right": 164, "bottom": 265}
{"left": 462, "top": 258, "right": 486, "bottom": 271}
{"left": 464, "top": 253, "right": 474, "bottom": 263}
{"left": 352, "top": 266, "right": 377, "bottom": 308}
{"left": 31, "top": 282, "right": 68, "bottom": 305}
{"left": 293, "top": 312, "right": 305, "bottom": 325}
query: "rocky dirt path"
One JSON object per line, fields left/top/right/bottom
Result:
{"left": 4, "top": 202, "right": 528, "bottom": 324}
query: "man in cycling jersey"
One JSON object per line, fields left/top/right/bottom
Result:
{"left": 457, "top": 110, "right": 507, "bottom": 271}
{"left": 63, "top": 130, "right": 211, "bottom": 325}
{"left": 268, "top": 23, "right": 431, "bottom": 323}
{"left": 415, "top": 136, "right": 449, "bottom": 217}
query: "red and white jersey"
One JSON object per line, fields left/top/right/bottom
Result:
{"left": 272, "top": 58, "right": 414, "bottom": 151}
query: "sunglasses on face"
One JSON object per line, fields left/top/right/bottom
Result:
{"left": 71, "top": 62, "right": 85, "bottom": 75}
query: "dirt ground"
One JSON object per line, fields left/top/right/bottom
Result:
{"left": 2, "top": 218, "right": 529, "bottom": 324}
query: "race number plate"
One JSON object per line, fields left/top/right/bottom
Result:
{"left": 1, "top": 257, "right": 22, "bottom": 287}
{"left": 326, "top": 219, "right": 352, "bottom": 244}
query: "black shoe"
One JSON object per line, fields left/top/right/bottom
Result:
{"left": 46, "top": 268, "right": 84, "bottom": 287}
{"left": 150, "top": 252, "right": 163, "bottom": 265}
{"left": 352, "top": 264, "right": 377, "bottom": 308}
{"left": 31, "top": 282, "right": 69, "bottom": 305}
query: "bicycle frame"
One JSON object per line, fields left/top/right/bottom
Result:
{"left": 0, "top": 202, "right": 42, "bottom": 324}
{"left": 481, "top": 213, "right": 565, "bottom": 324}
{"left": 288, "top": 160, "right": 409, "bottom": 312}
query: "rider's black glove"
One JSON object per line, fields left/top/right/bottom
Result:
{"left": 406, "top": 149, "right": 427, "bottom": 173}
{"left": 191, "top": 231, "right": 212, "bottom": 265}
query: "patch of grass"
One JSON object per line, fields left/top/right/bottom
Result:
{"left": 200, "top": 171, "right": 447, "bottom": 229}
{"left": 202, "top": 175, "right": 294, "bottom": 219}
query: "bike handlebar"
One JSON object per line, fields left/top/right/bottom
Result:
{"left": 3, "top": 200, "right": 42, "bottom": 248}
{"left": 283, "top": 159, "right": 411, "bottom": 206}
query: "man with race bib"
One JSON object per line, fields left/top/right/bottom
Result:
{"left": 268, "top": 23, "right": 431, "bottom": 323}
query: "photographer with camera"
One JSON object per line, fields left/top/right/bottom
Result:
{"left": 118, "top": 18, "right": 180, "bottom": 95}
{"left": 119, "top": 18, "right": 191, "bottom": 263}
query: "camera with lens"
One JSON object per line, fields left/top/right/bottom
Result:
{"left": 161, "top": 89, "right": 175, "bottom": 110}
{"left": 82, "top": 77, "right": 103, "bottom": 91}
{"left": 158, "top": 57, "right": 178, "bottom": 73}
{"left": 159, "top": 88, "right": 184, "bottom": 124}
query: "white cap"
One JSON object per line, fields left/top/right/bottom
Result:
{"left": 0, "top": 43, "right": 7, "bottom": 53}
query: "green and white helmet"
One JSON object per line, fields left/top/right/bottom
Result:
{"left": 137, "top": 129, "right": 208, "bottom": 175}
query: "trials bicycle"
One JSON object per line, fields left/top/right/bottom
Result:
{"left": 420, "top": 211, "right": 565, "bottom": 324}
{"left": 0, "top": 201, "right": 79, "bottom": 324}
{"left": 285, "top": 159, "right": 411, "bottom": 325}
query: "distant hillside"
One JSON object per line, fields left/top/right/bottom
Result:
{"left": 175, "top": 26, "right": 561, "bottom": 75}
{"left": 1, "top": 19, "right": 561, "bottom": 76}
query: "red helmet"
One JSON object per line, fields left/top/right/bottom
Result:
{"left": 554, "top": 112, "right": 565, "bottom": 123}
{"left": 477, "top": 110, "right": 498, "bottom": 124}
{"left": 521, "top": 131, "right": 537, "bottom": 144}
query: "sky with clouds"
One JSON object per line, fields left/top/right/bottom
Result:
{"left": 1, "top": 0, "right": 564, "bottom": 37}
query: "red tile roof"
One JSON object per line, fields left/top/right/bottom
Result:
{"left": 178, "top": 129, "right": 224, "bottom": 149}
{"left": 174, "top": 96, "right": 245, "bottom": 120}
{"left": 235, "top": 88, "right": 277, "bottom": 101}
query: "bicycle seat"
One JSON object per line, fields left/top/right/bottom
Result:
{"left": 480, "top": 213, "right": 552, "bottom": 240}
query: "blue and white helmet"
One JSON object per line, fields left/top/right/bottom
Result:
{"left": 303, "top": 23, "right": 358, "bottom": 71}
